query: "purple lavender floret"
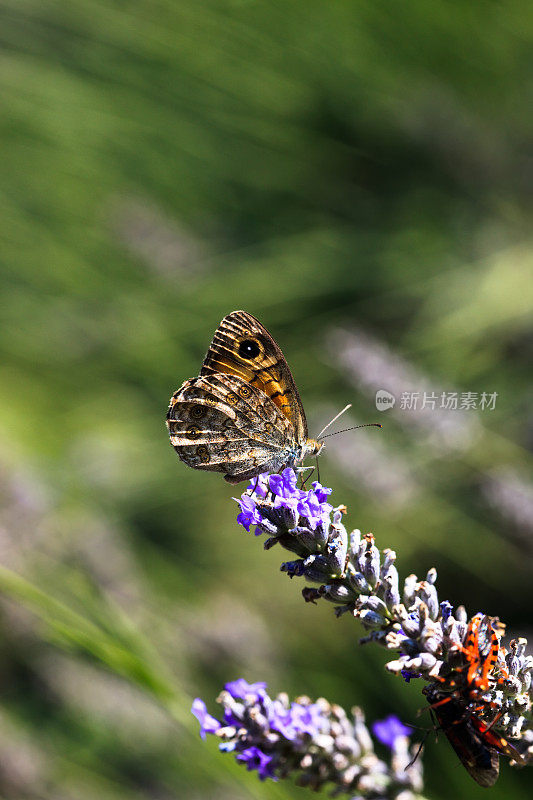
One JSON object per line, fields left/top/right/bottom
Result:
{"left": 236, "top": 746, "right": 275, "bottom": 780}
{"left": 269, "top": 698, "right": 326, "bottom": 741}
{"left": 224, "top": 678, "right": 267, "bottom": 702}
{"left": 401, "top": 669, "right": 421, "bottom": 683}
{"left": 297, "top": 491, "right": 333, "bottom": 531}
{"left": 236, "top": 495, "right": 263, "bottom": 533}
{"left": 192, "top": 681, "right": 425, "bottom": 797}
{"left": 236, "top": 468, "right": 335, "bottom": 536}
{"left": 191, "top": 698, "right": 221, "bottom": 739}
{"left": 269, "top": 468, "right": 301, "bottom": 501}
{"left": 311, "top": 480, "right": 333, "bottom": 504}
{"left": 249, "top": 472, "right": 270, "bottom": 499}
{"left": 440, "top": 600, "right": 453, "bottom": 621}
{"left": 372, "top": 715, "right": 411, "bottom": 749}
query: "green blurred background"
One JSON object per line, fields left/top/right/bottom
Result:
{"left": 1, "top": 1, "right": 532, "bottom": 798}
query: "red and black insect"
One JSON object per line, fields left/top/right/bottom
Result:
{"left": 443, "top": 614, "right": 506, "bottom": 698}
{"left": 424, "top": 614, "right": 525, "bottom": 786}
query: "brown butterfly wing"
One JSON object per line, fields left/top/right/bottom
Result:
{"left": 200, "top": 310, "right": 308, "bottom": 442}
{"left": 166, "top": 373, "right": 297, "bottom": 483}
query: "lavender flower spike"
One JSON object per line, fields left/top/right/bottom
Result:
{"left": 234, "top": 469, "right": 533, "bottom": 779}
{"left": 193, "top": 680, "right": 425, "bottom": 798}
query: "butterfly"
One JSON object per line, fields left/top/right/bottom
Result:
{"left": 166, "top": 310, "right": 323, "bottom": 483}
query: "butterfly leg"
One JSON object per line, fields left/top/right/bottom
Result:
{"left": 299, "top": 465, "right": 316, "bottom": 489}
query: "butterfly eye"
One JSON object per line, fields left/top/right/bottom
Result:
{"left": 190, "top": 405, "right": 206, "bottom": 419}
{"left": 237, "top": 338, "right": 262, "bottom": 360}
{"left": 238, "top": 385, "right": 252, "bottom": 399}
{"left": 187, "top": 425, "right": 202, "bottom": 438}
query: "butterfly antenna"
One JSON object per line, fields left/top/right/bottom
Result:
{"left": 321, "top": 423, "right": 382, "bottom": 439}
{"left": 316, "top": 404, "right": 352, "bottom": 440}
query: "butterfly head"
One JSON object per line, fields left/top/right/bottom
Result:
{"left": 279, "top": 439, "right": 322, "bottom": 474}
{"left": 302, "top": 438, "right": 324, "bottom": 460}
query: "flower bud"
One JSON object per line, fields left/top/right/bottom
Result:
{"left": 349, "top": 570, "right": 371, "bottom": 594}
{"left": 323, "top": 583, "right": 355, "bottom": 603}
{"left": 326, "top": 524, "right": 348, "bottom": 576}
{"left": 358, "top": 608, "right": 387, "bottom": 628}
{"left": 303, "top": 554, "right": 335, "bottom": 582}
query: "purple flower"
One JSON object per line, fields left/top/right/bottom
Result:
{"left": 224, "top": 678, "right": 267, "bottom": 702}
{"left": 311, "top": 481, "right": 332, "bottom": 504}
{"left": 268, "top": 703, "right": 299, "bottom": 741}
{"left": 280, "top": 559, "right": 306, "bottom": 577}
{"left": 400, "top": 669, "right": 421, "bottom": 683}
{"left": 236, "top": 470, "right": 337, "bottom": 536}
{"left": 194, "top": 680, "right": 426, "bottom": 794}
{"left": 191, "top": 698, "right": 221, "bottom": 739}
{"left": 269, "top": 701, "right": 325, "bottom": 741}
{"left": 270, "top": 469, "right": 304, "bottom": 514}
{"left": 372, "top": 715, "right": 411, "bottom": 748}
{"left": 274, "top": 495, "right": 302, "bottom": 518}
{"left": 236, "top": 495, "right": 264, "bottom": 533}
{"left": 269, "top": 468, "right": 300, "bottom": 499}
{"left": 246, "top": 473, "right": 270, "bottom": 499}
{"left": 297, "top": 491, "right": 333, "bottom": 531}
{"left": 440, "top": 600, "right": 453, "bottom": 622}
{"left": 236, "top": 746, "right": 275, "bottom": 780}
